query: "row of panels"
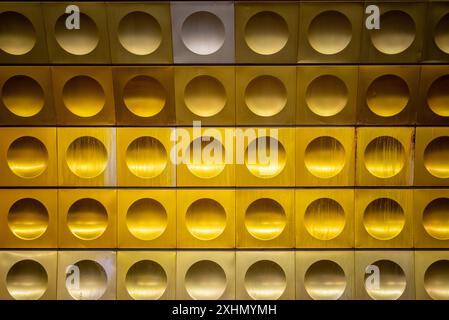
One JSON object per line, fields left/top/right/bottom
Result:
{"left": 1, "top": 188, "right": 449, "bottom": 249}
{"left": 0, "top": 250, "right": 447, "bottom": 300}
{"left": 1, "top": 66, "right": 449, "bottom": 125}
{"left": 2, "top": 1, "right": 449, "bottom": 64}
{"left": 0, "top": 127, "right": 448, "bottom": 187}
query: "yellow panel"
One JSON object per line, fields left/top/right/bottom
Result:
{"left": 417, "top": 66, "right": 449, "bottom": 124}
{"left": 415, "top": 251, "right": 449, "bottom": 300}
{"left": 422, "top": 1, "right": 449, "bottom": 62}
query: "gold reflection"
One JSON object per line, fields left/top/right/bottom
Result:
{"left": 304, "top": 136, "right": 346, "bottom": 179}
{"left": 363, "top": 198, "right": 405, "bottom": 240}
{"left": 125, "top": 136, "right": 167, "bottom": 179}
{"left": 305, "top": 75, "right": 348, "bottom": 117}
{"left": 66, "top": 136, "right": 108, "bottom": 179}
{"left": 6, "top": 260, "right": 48, "bottom": 300}
{"left": 0, "top": 11, "right": 36, "bottom": 55}
{"left": 185, "top": 260, "right": 227, "bottom": 300}
{"left": 66, "top": 260, "right": 107, "bottom": 300}
{"left": 364, "top": 260, "right": 406, "bottom": 300}
{"left": 245, "top": 198, "right": 286, "bottom": 241}
{"left": 304, "top": 260, "right": 346, "bottom": 300}
{"left": 244, "top": 75, "right": 287, "bottom": 117}
{"left": 245, "top": 136, "right": 286, "bottom": 178}
{"left": 186, "top": 198, "right": 226, "bottom": 241}
{"left": 186, "top": 137, "right": 226, "bottom": 179}
{"left": 364, "top": 136, "right": 405, "bottom": 179}
{"left": 123, "top": 76, "right": 166, "bottom": 117}
{"left": 126, "top": 198, "right": 167, "bottom": 241}
{"left": 434, "top": 13, "right": 449, "bottom": 55}
{"left": 304, "top": 198, "right": 345, "bottom": 241}
{"left": 2, "top": 75, "right": 44, "bottom": 117}
{"left": 424, "top": 260, "right": 449, "bottom": 300}
{"left": 244, "top": 260, "right": 286, "bottom": 300}
{"left": 366, "top": 75, "right": 409, "bottom": 117}
{"left": 184, "top": 75, "right": 226, "bottom": 117}
{"left": 8, "top": 198, "right": 49, "bottom": 240}
{"left": 423, "top": 198, "right": 449, "bottom": 240}
{"left": 67, "top": 198, "right": 108, "bottom": 240}
{"left": 427, "top": 75, "right": 449, "bottom": 117}
{"left": 55, "top": 13, "right": 99, "bottom": 55}
{"left": 125, "top": 260, "right": 167, "bottom": 300}
{"left": 424, "top": 137, "right": 449, "bottom": 179}
{"left": 62, "top": 76, "right": 105, "bottom": 118}
{"left": 7, "top": 136, "right": 48, "bottom": 179}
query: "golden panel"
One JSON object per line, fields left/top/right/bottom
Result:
{"left": 113, "top": 67, "right": 175, "bottom": 126}
{"left": 415, "top": 251, "right": 449, "bottom": 300}
{"left": 43, "top": 2, "right": 111, "bottom": 64}
{"left": 57, "top": 127, "right": 116, "bottom": 186}
{"left": 0, "top": 127, "right": 57, "bottom": 187}
{"left": 356, "top": 127, "right": 413, "bottom": 186}
{"left": 58, "top": 189, "right": 117, "bottom": 248}
{"left": 176, "top": 251, "right": 235, "bottom": 300}
{"left": 174, "top": 66, "right": 235, "bottom": 125}
{"left": 117, "top": 128, "right": 175, "bottom": 187}
{"left": 236, "top": 127, "right": 295, "bottom": 186}
{"left": 117, "top": 189, "right": 175, "bottom": 248}
{"left": 423, "top": 1, "right": 449, "bottom": 62}
{"left": 415, "top": 127, "right": 449, "bottom": 186}
{"left": 236, "top": 251, "right": 294, "bottom": 300}
{"left": 298, "top": 2, "right": 363, "bottom": 63}
{"left": 355, "top": 251, "right": 415, "bottom": 300}
{"left": 296, "top": 251, "right": 354, "bottom": 300}
{"left": 0, "top": 66, "right": 55, "bottom": 125}
{"left": 0, "top": 251, "right": 57, "bottom": 300}
{"left": 357, "top": 66, "right": 419, "bottom": 124}
{"left": 0, "top": 189, "right": 57, "bottom": 248}
{"left": 117, "top": 251, "right": 175, "bottom": 300}
{"left": 236, "top": 189, "right": 294, "bottom": 248}
{"left": 355, "top": 189, "right": 413, "bottom": 248}
{"left": 177, "top": 189, "right": 235, "bottom": 248}
{"left": 297, "top": 66, "right": 357, "bottom": 125}
{"left": 296, "top": 189, "right": 354, "bottom": 248}
{"left": 417, "top": 66, "right": 449, "bottom": 124}
{"left": 235, "top": 2, "right": 299, "bottom": 63}
{"left": 361, "top": 2, "right": 425, "bottom": 63}
{"left": 176, "top": 127, "right": 234, "bottom": 187}
{"left": 57, "top": 251, "right": 116, "bottom": 300}
{"left": 236, "top": 66, "right": 296, "bottom": 125}
{"left": 0, "top": 3, "right": 48, "bottom": 64}
{"left": 52, "top": 67, "right": 115, "bottom": 125}
{"left": 106, "top": 2, "right": 173, "bottom": 64}
{"left": 296, "top": 127, "right": 355, "bottom": 186}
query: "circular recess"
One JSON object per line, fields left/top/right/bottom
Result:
{"left": 308, "top": 11, "right": 352, "bottom": 55}
{"left": 126, "top": 198, "right": 167, "bottom": 241}
{"left": 364, "top": 136, "right": 405, "bottom": 179}
{"left": 67, "top": 198, "right": 108, "bottom": 240}
{"left": 6, "top": 260, "right": 48, "bottom": 300}
{"left": 304, "top": 136, "right": 346, "bottom": 179}
{"left": 118, "top": 11, "right": 162, "bottom": 56}
{"left": 2, "top": 75, "right": 44, "bottom": 117}
{"left": 304, "top": 260, "right": 347, "bottom": 300}
{"left": 181, "top": 11, "right": 225, "bottom": 55}
{"left": 7, "top": 136, "right": 48, "bottom": 179}
{"left": 424, "top": 137, "right": 449, "bottom": 179}
{"left": 304, "top": 198, "right": 345, "bottom": 241}
{"left": 424, "top": 260, "right": 449, "bottom": 300}
{"left": 62, "top": 76, "right": 105, "bottom": 118}
{"left": 427, "top": 75, "right": 449, "bottom": 117}
{"left": 184, "top": 75, "right": 226, "bottom": 117}
{"left": 306, "top": 75, "right": 348, "bottom": 117}
{"left": 185, "top": 260, "right": 227, "bottom": 300}
{"left": 185, "top": 137, "right": 226, "bottom": 179}
{"left": 434, "top": 13, "right": 449, "bottom": 54}
{"left": 370, "top": 11, "right": 415, "bottom": 55}
{"left": 423, "top": 198, "right": 449, "bottom": 240}
{"left": 66, "top": 136, "right": 108, "bottom": 179}
{"left": 245, "top": 136, "right": 286, "bottom": 178}
{"left": 66, "top": 260, "right": 108, "bottom": 300}
{"left": 364, "top": 260, "right": 406, "bottom": 300}
{"left": 244, "top": 75, "right": 287, "bottom": 117}
{"left": 244, "top": 11, "right": 289, "bottom": 55}
{"left": 244, "top": 260, "right": 286, "bottom": 300}
{"left": 8, "top": 198, "right": 49, "bottom": 240}
{"left": 366, "top": 75, "right": 410, "bottom": 117}
{"left": 55, "top": 12, "right": 99, "bottom": 55}
{"left": 0, "top": 11, "right": 36, "bottom": 55}
{"left": 125, "top": 136, "right": 167, "bottom": 179}
{"left": 186, "top": 198, "right": 226, "bottom": 241}
{"left": 363, "top": 198, "right": 405, "bottom": 241}
{"left": 123, "top": 75, "right": 166, "bottom": 118}
{"left": 125, "top": 260, "right": 167, "bottom": 300}
{"left": 244, "top": 198, "right": 286, "bottom": 241}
